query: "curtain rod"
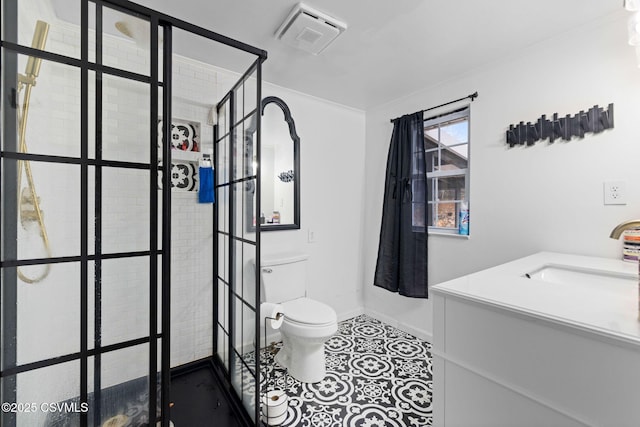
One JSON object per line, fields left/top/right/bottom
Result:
{"left": 390, "top": 91, "right": 478, "bottom": 123}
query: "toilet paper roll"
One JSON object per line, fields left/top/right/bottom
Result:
{"left": 261, "top": 390, "right": 288, "bottom": 418}
{"left": 260, "top": 302, "right": 284, "bottom": 329}
{"left": 261, "top": 411, "right": 287, "bottom": 427}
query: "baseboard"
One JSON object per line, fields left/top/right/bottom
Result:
{"left": 337, "top": 306, "right": 365, "bottom": 322}
{"left": 363, "top": 307, "right": 400, "bottom": 329}
{"left": 364, "top": 307, "right": 433, "bottom": 342}
{"left": 400, "top": 323, "right": 432, "bottom": 343}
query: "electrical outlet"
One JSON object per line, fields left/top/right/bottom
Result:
{"left": 604, "top": 180, "right": 627, "bottom": 205}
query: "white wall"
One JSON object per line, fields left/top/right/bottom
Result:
{"left": 362, "top": 12, "right": 640, "bottom": 341}
{"left": 260, "top": 83, "right": 366, "bottom": 322}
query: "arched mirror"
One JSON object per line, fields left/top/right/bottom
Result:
{"left": 245, "top": 96, "right": 300, "bottom": 231}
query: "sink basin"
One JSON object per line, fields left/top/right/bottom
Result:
{"left": 526, "top": 264, "right": 636, "bottom": 289}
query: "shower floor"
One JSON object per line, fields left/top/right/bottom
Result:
{"left": 43, "top": 364, "right": 243, "bottom": 427}
{"left": 170, "top": 364, "right": 243, "bottom": 427}
{"left": 43, "top": 376, "right": 155, "bottom": 427}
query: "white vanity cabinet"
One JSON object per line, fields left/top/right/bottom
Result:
{"left": 431, "top": 252, "right": 640, "bottom": 427}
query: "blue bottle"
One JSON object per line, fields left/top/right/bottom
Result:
{"left": 459, "top": 202, "right": 469, "bottom": 235}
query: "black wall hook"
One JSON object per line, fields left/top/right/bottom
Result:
{"left": 506, "top": 103, "right": 614, "bottom": 147}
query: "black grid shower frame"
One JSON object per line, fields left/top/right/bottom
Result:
{"left": 0, "top": 1, "right": 19, "bottom": 425}
{"left": 0, "top": 2, "right": 167, "bottom": 426}
{"left": 0, "top": 1, "right": 266, "bottom": 427}
{"left": 213, "top": 59, "right": 262, "bottom": 425}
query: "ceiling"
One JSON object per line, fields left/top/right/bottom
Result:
{"left": 125, "top": 1, "right": 624, "bottom": 110}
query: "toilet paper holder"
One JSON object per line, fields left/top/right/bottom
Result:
{"left": 262, "top": 310, "right": 289, "bottom": 425}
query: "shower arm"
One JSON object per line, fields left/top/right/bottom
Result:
{"left": 16, "top": 20, "right": 52, "bottom": 284}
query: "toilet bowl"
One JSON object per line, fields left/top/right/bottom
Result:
{"left": 258, "top": 252, "right": 338, "bottom": 383}
{"left": 274, "top": 297, "right": 337, "bottom": 383}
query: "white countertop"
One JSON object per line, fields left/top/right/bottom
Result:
{"left": 431, "top": 252, "right": 640, "bottom": 346}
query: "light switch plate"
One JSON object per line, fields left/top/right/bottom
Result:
{"left": 604, "top": 180, "right": 627, "bottom": 205}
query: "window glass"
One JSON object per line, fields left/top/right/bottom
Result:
{"left": 440, "top": 145, "right": 468, "bottom": 171}
{"left": 425, "top": 150, "right": 438, "bottom": 173}
{"left": 440, "top": 119, "right": 468, "bottom": 145}
{"left": 423, "top": 107, "right": 470, "bottom": 234}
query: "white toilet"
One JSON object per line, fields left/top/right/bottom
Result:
{"left": 260, "top": 252, "right": 337, "bottom": 383}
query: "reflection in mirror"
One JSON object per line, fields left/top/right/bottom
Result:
{"left": 246, "top": 97, "right": 300, "bottom": 231}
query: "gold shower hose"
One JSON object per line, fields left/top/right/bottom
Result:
{"left": 16, "top": 20, "right": 52, "bottom": 284}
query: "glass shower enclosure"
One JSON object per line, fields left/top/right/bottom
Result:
{"left": 214, "top": 60, "right": 262, "bottom": 424}
{"left": 0, "top": 0, "right": 265, "bottom": 425}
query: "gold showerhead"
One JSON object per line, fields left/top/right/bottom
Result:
{"left": 24, "top": 20, "right": 49, "bottom": 78}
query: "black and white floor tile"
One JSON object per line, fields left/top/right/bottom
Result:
{"left": 260, "top": 314, "right": 433, "bottom": 427}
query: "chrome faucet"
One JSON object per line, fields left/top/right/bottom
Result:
{"left": 610, "top": 219, "right": 640, "bottom": 239}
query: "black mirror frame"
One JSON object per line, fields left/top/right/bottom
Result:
{"left": 247, "top": 96, "right": 300, "bottom": 232}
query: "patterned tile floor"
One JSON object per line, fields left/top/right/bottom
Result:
{"left": 260, "top": 314, "right": 433, "bottom": 427}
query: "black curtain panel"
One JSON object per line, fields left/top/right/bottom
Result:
{"left": 374, "top": 112, "right": 428, "bottom": 298}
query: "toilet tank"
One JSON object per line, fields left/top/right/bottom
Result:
{"left": 260, "top": 252, "right": 309, "bottom": 303}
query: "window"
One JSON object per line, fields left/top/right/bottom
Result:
{"left": 424, "top": 107, "right": 469, "bottom": 234}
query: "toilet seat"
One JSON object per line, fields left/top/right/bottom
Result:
{"left": 282, "top": 297, "right": 336, "bottom": 326}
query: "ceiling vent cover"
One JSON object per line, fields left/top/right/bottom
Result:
{"left": 275, "top": 3, "right": 347, "bottom": 55}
